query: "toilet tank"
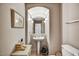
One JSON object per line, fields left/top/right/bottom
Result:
{"left": 62, "top": 44, "right": 79, "bottom": 56}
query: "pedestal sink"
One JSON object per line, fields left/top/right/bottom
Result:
{"left": 33, "top": 37, "right": 44, "bottom": 40}
{"left": 33, "top": 36, "right": 45, "bottom": 55}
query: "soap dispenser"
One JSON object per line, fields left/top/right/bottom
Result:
{"left": 21, "top": 38, "right": 24, "bottom": 45}
{"left": 21, "top": 38, "right": 23, "bottom": 42}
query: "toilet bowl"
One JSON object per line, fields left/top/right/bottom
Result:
{"left": 62, "top": 44, "right": 79, "bottom": 56}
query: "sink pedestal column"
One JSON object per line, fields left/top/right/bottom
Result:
{"left": 33, "top": 36, "right": 45, "bottom": 55}
{"left": 37, "top": 41, "right": 40, "bottom": 55}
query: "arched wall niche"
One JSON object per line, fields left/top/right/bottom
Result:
{"left": 27, "top": 6, "right": 50, "bottom": 55}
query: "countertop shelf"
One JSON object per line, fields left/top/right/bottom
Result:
{"left": 11, "top": 45, "right": 32, "bottom": 56}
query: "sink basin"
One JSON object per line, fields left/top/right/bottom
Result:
{"left": 33, "top": 36, "right": 44, "bottom": 41}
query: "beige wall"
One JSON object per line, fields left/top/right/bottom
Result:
{"left": 25, "top": 3, "right": 62, "bottom": 55}
{"left": 0, "top": 5, "right": 1, "bottom": 38}
{"left": 0, "top": 3, "right": 25, "bottom": 55}
{"left": 62, "top": 3, "right": 79, "bottom": 49}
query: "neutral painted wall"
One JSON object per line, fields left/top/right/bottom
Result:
{"left": 0, "top": 5, "right": 1, "bottom": 38}
{"left": 62, "top": 3, "right": 79, "bottom": 49}
{"left": 25, "top": 3, "right": 62, "bottom": 55}
{"left": 27, "top": 18, "right": 33, "bottom": 44}
{"left": 62, "top": 4, "right": 70, "bottom": 44}
{"left": 0, "top": 3, "right": 25, "bottom": 55}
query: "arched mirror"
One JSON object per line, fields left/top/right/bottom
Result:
{"left": 33, "top": 17, "right": 45, "bottom": 34}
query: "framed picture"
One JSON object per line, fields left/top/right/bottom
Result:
{"left": 11, "top": 9, "right": 24, "bottom": 28}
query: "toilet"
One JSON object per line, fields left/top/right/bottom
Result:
{"left": 62, "top": 44, "right": 79, "bottom": 56}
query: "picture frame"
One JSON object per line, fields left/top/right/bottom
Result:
{"left": 11, "top": 9, "right": 24, "bottom": 28}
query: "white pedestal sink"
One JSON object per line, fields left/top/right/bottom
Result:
{"left": 33, "top": 36, "right": 44, "bottom": 55}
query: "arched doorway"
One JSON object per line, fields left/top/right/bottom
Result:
{"left": 25, "top": 3, "right": 62, "bottom": 55}
{"left": 27, "top": 6, "right": 50, "bottom": 55}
